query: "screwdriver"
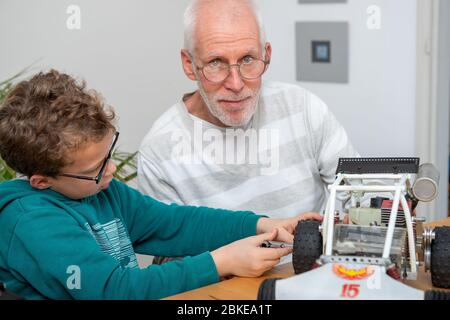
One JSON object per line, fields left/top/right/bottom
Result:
{"left": 261, "top": 241, "right": 293, "bottom": 249}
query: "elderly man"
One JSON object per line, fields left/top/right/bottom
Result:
{"left": 138, "top": 0, "right": 358, "bottom": 220}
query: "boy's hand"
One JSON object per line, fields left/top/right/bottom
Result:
{"left": 256, "top": 212, "right": 323, "bottom": 243}
{"left": 211, "top": 229, "right": 292, "bottom": 278}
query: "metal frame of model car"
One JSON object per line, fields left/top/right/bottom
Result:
{"left": 258, "top": 158, "right": 450, "bottom": 300}
{"left": 322, "top": 172, "right": 418, "bottom": 279}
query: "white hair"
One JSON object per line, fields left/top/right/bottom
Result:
{"left": 183, "top": 0, "right": 267, "bottom": 55}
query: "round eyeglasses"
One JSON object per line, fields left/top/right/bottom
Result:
{"left": 193, "top": 55, "right": 270, "bottom": 83}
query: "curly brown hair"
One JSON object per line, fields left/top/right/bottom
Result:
{"left": 0, "top": 69, "right": 116, "bottom": 178}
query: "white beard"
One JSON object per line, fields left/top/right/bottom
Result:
{"left": 197, "top": 80, "right": 260, "bottom": 128}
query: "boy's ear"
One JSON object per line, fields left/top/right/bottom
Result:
{"left": 29, "top": 175, "right": 52, "bottom": 190}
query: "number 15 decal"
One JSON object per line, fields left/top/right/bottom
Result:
{"left": 341, "top": 284, "right": 360, "bottom": 298}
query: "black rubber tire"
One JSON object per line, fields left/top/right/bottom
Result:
{"left": 431, "top": 226, "right": 450, "bottom": 288}
{"left": 292, "top": 220, "right": 323, "bottom": 275}
{"left": 257, "top": 278, "right": 280, "bottom": 300}
{"left": 425, "top": 290, "right": 450, "bottom": 300}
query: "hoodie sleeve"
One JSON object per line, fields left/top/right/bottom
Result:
{"left": 111, "top": 181, "right": 264, "bottom": 257}
{"left": 6, "top": 208, "right": 220, "bottom": 300}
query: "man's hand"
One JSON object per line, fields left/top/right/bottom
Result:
{"left": 256, "top": 212, "right": 323, "bottom": 243}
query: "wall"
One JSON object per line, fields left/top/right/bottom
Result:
{"left": 0, "top": 0, "right": 418, "bottom": 158}
{"left": 435, "top": 0, "right": 450, "bottom": 218}
{"left": 258, "top": 0, "right": 418, "bottom": 157}
{"left": 0, "top": 0, "right": 193, "bottom": 153}
{"left": 415, "top": 0, "right": 449, "bottom": 220}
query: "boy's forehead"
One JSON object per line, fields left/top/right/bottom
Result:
{"left": 64, "top": 134, "right": 114, "bottom": 170}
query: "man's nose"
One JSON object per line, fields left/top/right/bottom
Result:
{"left": 223, "top": 65, "right": 245, "bottom": 92}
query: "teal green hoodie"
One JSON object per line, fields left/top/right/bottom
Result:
{"left": 0, "top": 179, "right": 262, "bottom": 300}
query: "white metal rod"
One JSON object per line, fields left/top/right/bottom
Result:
{"left": 322, "top": 194, "right": 331, "bottom": 253}
{"left": 325, "top": 187, "right": 337, "bottom": 255}
{"left": 328, "top": 185, "right": 404, "bottom": 192}
{"left": 401, "top": 195, "right": 418, "bottom": 275}
{"left": 341, "top": 174, "right": 405, "bottom": 180}
{"left": 382, "top": 188, "right": 401, "bottom": 258}
{"left": 323, "top": 173, "right": 343, "bottom": 255}
{"left": 331, "top": 174, "right": 345, "bottom": 186}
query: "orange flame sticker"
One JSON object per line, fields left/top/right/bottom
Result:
{"left": 333, "top": 264, "right": 375, "bottom": 281}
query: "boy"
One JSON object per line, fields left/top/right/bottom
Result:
{"left": 0, "top": 70, "right": 321, "bottom": 300}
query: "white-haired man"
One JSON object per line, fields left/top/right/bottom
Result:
{"left": 138, "top": 0, "right": 358, "bottom": 236}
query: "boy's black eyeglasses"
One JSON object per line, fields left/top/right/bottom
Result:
{"left": 59, "top": 131, "right": 119, "bottom": 184}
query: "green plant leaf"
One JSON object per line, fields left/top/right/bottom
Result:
{"left": 0, "top": 158, "right": 16, "bottom": 182}
{"left": 112, "top": 150, "right": 138, "bottom": 184}
{"left": 0, "top": 64, "right": 138, "bottom": 186}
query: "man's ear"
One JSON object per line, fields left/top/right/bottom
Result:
{"left": 181, "top": 49, "right": 198, "bottom": 81}
{"left": 29, "top": 175, "right": 52, "bottom": 190}
{"left": 264, "top": 42, "right": 272, "bottom": 66}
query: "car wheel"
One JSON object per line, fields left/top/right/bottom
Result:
{"left": 293, "top": 220, "right": 323, "bottom": 275}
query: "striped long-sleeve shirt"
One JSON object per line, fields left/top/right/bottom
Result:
{"left": 138, "top": 82, "right": 359, "bottom": 219}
